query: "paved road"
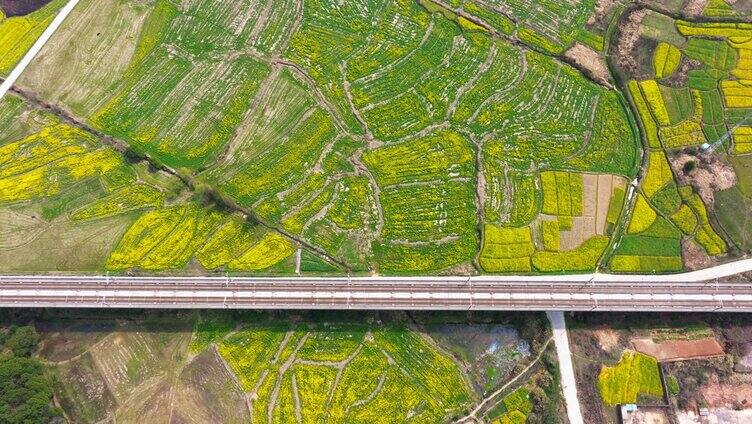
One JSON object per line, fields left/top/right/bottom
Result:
{"left": 547, "top": 311, "right": 583, "bottom": 424}
{"left": 0, "top": 272, "right": 751, "bottom": 310}
{"left": 0, "top": 0, "right": 80, "bottom": 101}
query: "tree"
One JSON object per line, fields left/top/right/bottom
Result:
{"left": 4, "top": 326, "right": 39, "bottom": 357}
{"left": 0, "top": 356, "right": 59, "bottom": 424}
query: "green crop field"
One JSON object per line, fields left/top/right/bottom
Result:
{"left": 213, "top": 317, "right": 473, "bottom": 423}
{"left": 4, "top": 0, "right": 752, "bottom": 275}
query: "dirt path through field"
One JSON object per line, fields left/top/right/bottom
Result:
{"left": 267, "top": 334, "right": 309, "bottom": 422}
{"left": 454, "top": 336, "right": 553, "bottom": 423}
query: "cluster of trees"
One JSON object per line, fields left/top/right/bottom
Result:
{"left": 0, "top": 322, "right": 60, "bottom": 423}
{"left": 526, "top": 349, "right": 561, "bottom": 424}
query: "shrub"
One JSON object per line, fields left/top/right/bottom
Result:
{"left": 606, "top": 187, "right": 626, "bottom": 226}
{"left": 670, "top": 204, "right": 698, "bottom": 235}
{"left": 0, "top": 356, "right": 59, "bottom": 423}
{"left": 654, "top": 42, "right": 681, "bottom": 78}
{"left": 639, "top": 80, "right": 671, "bottom": 126}
{"left": 4, "top": 326, "right": 39, "bottom": 357}
{"left": 643, "top": 151, "right": 674, "bottom": 197}
{"left": 542, "top": 220, "right": 560, "bottom": 251}
{"left": 667, "top": 374, "right": 680, "bottom": 395}
{"left": 532, "top": 236, "right": 608, "bottom": 272}
{"left": 627, "top": 194, "right": 657, "bottom": 234}
{"left": 598, "top": 351, "right": 664, "bottom": 405}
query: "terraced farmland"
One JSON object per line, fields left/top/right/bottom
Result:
{"left": 6, "top": 0, "right": 752, "bottom": 275}
{"left": 32, "top": 310, "right": 561, "bottom": 423}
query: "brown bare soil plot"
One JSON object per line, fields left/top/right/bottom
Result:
{"left": 594, "top": 327, "right": 620, "bottom": 353}
{"left": 701, "top": 382, "right": 752, "bottom": 408}
{"left": 560, "top": 174, "right": 625, "bottom": 250}
{"left": 0, "top": 0, "right": 52, "bottom": 17}
{"left": 54, "top": 351, "right": 118, "bottom": 423}
{"left": 170, "top": 347, "right": 251, "bottom": 423}
{"left": 631, "top": 337, "right": 724, "bottom": 362}
{"left": 564, "top": 43, "right": 613, "bottom": 87}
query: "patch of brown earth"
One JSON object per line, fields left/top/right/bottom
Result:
{"left": 0, "top": 0, "right": 52, "bottom": 17}
{"left": 701, "top": 381, "right": 752, "bottom": 408}
{"left": 594, "top": 328, "right": 620, "bottom": 352}
{"left": 670, "top": 152, "right": 737, "bottom": 207}
{"left": 559, "top": 174, "right": 624, "bottom": 250}
{"left": 613, "top": 9, "right": 647, "bottom": 76}
{"left": 684, "top": 0, "right": 710, "bottom": 17}
{"left": 682, "top": 238, "right": 713, "bottom": 271}
{"left": 661, "top": 57, "right": 705, "bottom": 88}
{"left": 624, "top": 407, "right": 670, "bottom": 424}
{"left": 587, "top": 0, "right": 617, "bottom": 26}
{"left": 439, "top": 261, "right": 476, "bottom": 276}
{"left": 564, "top": 43, "right": 613, "bottom": 87}
{"left": 632, "top": 337, "right": 725, "bottom": 362}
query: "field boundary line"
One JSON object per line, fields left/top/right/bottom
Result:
{"left": 0, "top": 0, "right": 81, "bottom": 101}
